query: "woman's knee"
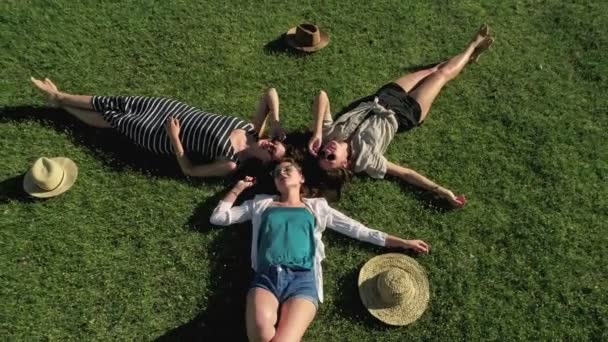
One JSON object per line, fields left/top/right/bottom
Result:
{"left": 436, "top": 65, "right": 457, "bottom": 81}
{"left": 248, "top": 307, "right": 277, "bottom": 341}
{"left": 250, "top": 316, "right": 276, "bottom": 342}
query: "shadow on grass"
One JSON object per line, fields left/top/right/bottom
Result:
{"left": 334, "top": 267, "right": 389, "bottom": 329}
{"left": 157, "top": 225, "right": 252, "bottom": 341}
{"left": 263, "top": 34, "right": 311, "bottom": 58}
{"left": 329, "top": 234, "right": 427, "bottom": 329}
{"left": 0, "top": 174, "right": 35, "bottom": 204}
{"left": 324, "top": 233, "right": 427, "bottom": 330}
{"left": 158, "top": 191, "right": 253, "bottom": 341}
{"left": 0, "top": 106, "right": 228, "bottom": 187}
{"left": 401, "top": 60, "right": 446, "bottom": 73}
{"left": 391, "top": 178, "right": 458, "bottom": 213}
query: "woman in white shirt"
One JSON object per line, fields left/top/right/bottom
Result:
{"left": 210, "top": 158, "right": 429, "bottom": 342}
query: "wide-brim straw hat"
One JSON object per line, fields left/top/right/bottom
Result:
{"left": 23, "top": 157, "right": 78, "bottom": 198}
{"left": 285, "top": 23, "right": 330, "bottom": 52}
{"left": 358, "top": 253, "right": 430, "bottom": 326}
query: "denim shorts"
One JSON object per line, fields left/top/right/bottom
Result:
{"left": 249, "top": 265, "right": 319, "bottom": 309}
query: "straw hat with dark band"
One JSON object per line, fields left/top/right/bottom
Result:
{"left": 23, "top": 157, "right": 78, "bottom": 198}
{"left": 285, "top": 23, "right": 330, "bottom": 52}
{"left": 358, "top": 253, "right": 430, "bottom": 326}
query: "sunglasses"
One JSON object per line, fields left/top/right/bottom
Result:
{"left": 318, "top": 150, "right": 336, "bottom": 161}
{"left": 271, "top": 165, "right": 299, "bottom": 178}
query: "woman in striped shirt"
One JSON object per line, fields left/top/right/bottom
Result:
{"left": 31, "top": 77, "right": 287, "bottom": 178}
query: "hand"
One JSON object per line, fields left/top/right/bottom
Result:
{"left": 308, "top": 134, "right": 322, "bottom": 156}
{"left": 402, "top": 239, "right": 430, "bottom": 254}
{"left": 234, "top": 176, "right": 256, "bottom": 192}
{"left": 258, "top": 139, "right": 276, "bottom": 149}
{"left": 165, "top": 116, "right": 181, "bottom": 138}
{"left": 436, "top": 187, "right": 467, "bottom": 208}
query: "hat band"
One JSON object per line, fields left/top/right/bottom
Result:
{"left": 38, "top": 169, "right": 65, "bottom": 191}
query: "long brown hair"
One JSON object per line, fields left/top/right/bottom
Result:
{"left": 282, "top": 131, "right": 353, "bottom": 202}
{"left": 233, "top": 131, "right": 353, "bottom": 201}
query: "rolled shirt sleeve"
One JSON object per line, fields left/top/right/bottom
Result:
{"left": 352, "top": 143, "right": 388, "bottom": 179}
{"left": 209, "top": 200, "right": 253, "bottom": 226}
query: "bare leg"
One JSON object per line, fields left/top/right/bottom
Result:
{"left": 55, "top": 93, "right": 95, "bottom": 110}
{"left": 392, "top": 64, "right": 440, "bottom": 93}
{"left": 246, "top": 288, "right": 279, "bottom": 342}
{"left": 252, "top": 88, "right": 280, "bottom": 138}
{"left": 273, "top": 298, "right": 317, "bottom": 342}
{"left": 31, "top": 77, "right": 109, "bottom": 127}
{"left": 410, "top": 25, "right": 492, "bottom": 122}
{"left": 31, "top": 78, "right": 94, "bottom": 109}
{"left": 63, "top": 107, "right": 110, "bottom": 128}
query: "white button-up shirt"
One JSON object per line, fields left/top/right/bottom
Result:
{"left": 210, "top": 195, "right": 388, "bottom": 302}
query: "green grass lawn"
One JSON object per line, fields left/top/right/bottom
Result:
{"left": 2, "top": 0, "right": 607, "bottom": 340}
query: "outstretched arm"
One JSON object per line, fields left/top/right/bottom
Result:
{"left": 252, "top": 87, "right": 284, "bottom": 140}
{"left": 386, "top": 161, "right": 466, "bottom": 207}
{"left": 165, "top": 117, "right": 237, "bottom": 177}
{"left": 309, "top": 90, "right": 332, "bottom": 155}
{"left": 326, "top": 205, "right": 429, "bottom": 254}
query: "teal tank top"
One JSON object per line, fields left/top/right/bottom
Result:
{"left": 257, "top": 207, "right": 316, "bottom": 271}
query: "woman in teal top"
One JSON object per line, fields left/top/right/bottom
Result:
{"left": 257, "top": 206, "right": 316, "bottom": 271}
{"left": 211, "top": 158, "right": 431, "bottom": 342}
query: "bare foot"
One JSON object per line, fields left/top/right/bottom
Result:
{"left": 44, "top": 78, "right": 59, "bottom": 93}
{"left": 470, "top": 24, "right": 490, "bottom": 46}
{"left": 31, "top": 77, "right": 60, "bottom": 106}
{"left": 469, "top": 36, "right": 495, "bottom": 64}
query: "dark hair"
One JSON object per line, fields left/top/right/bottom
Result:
{"left": 282, "top": 131, "right": 352, "bottom": 202}
{"left": 233, "top": 131, "right": 353, "bottom": 201}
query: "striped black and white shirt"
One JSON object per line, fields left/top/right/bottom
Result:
{"left": 92, "top": 96, "right": 255, "bottom": 163}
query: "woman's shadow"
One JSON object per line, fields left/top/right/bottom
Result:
{"left": 2, "top": 105, "right": 271, "bottom": 340}
{"left": 157, "top": 188, "right": 264, "bottom": 341}
{"left": 0, "top": 105, "right": 223, "bottom": 183}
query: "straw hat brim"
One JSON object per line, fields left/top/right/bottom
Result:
{"left": 358, "top": 253, "right": 430, "bottom": 326}
{"left": 23, "top": 157, "right": 78, "bottom": 198}
{"left": 285, "top": 26, "right": 330, "bottom": 52}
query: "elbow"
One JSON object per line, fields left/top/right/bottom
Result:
{"left": 266, "top": 87, "right": 278, "bottom": 98}
{"left": 314, "top": 90, "right": 328, "bottom": 103}
{"left": 226, "top": 162, "right": 237, "bottom": 173}
{"left": 209, "top": 215, "right": 220, "bottom": 225}
{"left": 318, "top": 90, "right": 328, "bottom": 100}
{"left": 209, "top": 213, "right": 226, "bottom": 226}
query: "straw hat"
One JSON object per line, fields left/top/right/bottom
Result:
{"left": 23, "top": 157, "right": 78, "bottom": 198}
{"left": 358, "top": 253, "right": 430, "bottom": 326}
{"left": 285, "top": 23, "right": 330, "bottom": 52}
